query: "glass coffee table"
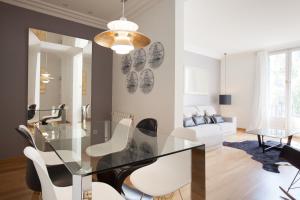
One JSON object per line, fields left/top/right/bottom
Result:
{"left": 247, "top": 129, "right": 299, "bottom": 153}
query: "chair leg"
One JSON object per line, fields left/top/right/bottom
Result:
{"left": 279, "top": 186, "right": 296, "bottom": 200}
{"left": 178, "top": 189, "right": 184, "bottom": 200}
{"left": 288, "top": 170, "right": 300, "bottom": 192}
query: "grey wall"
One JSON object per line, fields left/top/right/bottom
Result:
{"left": 0, "top": 2, "right": 112, "bottom": 159}
{"left": 184, "top": 51, "right": 220, "bottom": 112}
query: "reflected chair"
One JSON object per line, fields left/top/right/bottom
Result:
{"left": 279, "top": 145, "right": 300, "bottom": 200}
{"left": 16, "top": 125, "right": 73, "bottom": 191}
{"left": 82, "top": 104, "right": 90, "bottom": 120}
{"left": 130, "top": 127, "right": 197, "bottom": 199}
{"left": 41, "top": 104, "right": 65, "bottom": 125}
{"left": 27, "top": 104, "right": 36, "bottom": 120}
{"left": 24, "top": 146, "right": 125, "bottom": 200}
{"left": 82, "top": 104, "right": 91, "bottom": 130}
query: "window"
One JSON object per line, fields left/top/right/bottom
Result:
{"left": 269, "top": 53, "right": 286, "bottom": 118}
{"left": 291, "top": 51, "right": 300, "bottom": 116}
{"left": 269, "top": 49, "right": 300, "bottom": 119}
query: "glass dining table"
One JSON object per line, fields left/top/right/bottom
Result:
{"left": 33, "top": 121, "right": 206, "bottom": 200}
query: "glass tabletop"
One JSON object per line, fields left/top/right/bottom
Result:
{"left": 247, "top": 128, "right": 300, "bottom": 138}
{"left": 34, "top": 121, "right": 204, "bottom": 176}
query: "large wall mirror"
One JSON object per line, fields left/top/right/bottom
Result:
{"left": 27, "top": 28, "right": 92, "bottom": 126}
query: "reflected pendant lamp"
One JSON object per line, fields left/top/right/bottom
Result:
{"left": 94, "top": 0, "right": 151, "bottom": 55}
{"left": 41, "top": 52, "right": 54, "bottom": 84}
{"left": 219, "top": 53, "right": 232, "bottom": 105}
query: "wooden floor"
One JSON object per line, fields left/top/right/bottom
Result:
{"left": 1, "top": 131, "right": 300, "bottom": 200}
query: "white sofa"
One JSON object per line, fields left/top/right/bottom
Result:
{"left": 183, "top": 105, "right": 237, "bottom": 151}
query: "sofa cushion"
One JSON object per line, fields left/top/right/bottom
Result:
{"left": 192, "top": 116, "right": 206, "bottom": 125}
{"left": 183, "top": 106, "right": 200, "bottom": 118}
{"left": 212, "top": 115, "right": 224, "bottom": 123}
{"left": 183, "top": 117, "right": 196, "bottom": 127}
{"left": 204, "top": 116, "right": 214, "bottom": 124}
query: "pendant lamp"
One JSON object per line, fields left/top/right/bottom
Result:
{"left": 219, "top": 53, "right": 232, "bottom": 105}
{"left": 94, "top": 0, "right": 151, "bottom": 54}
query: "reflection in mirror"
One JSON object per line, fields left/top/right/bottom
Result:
{"left": 27, "top": 28, "right": 92, "bottom": 127}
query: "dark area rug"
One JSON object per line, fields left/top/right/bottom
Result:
{"left": 223, "top": 140, "right": 284, "bottom": 173}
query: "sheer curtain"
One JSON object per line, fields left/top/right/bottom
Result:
{"left": 247, "top": 51, "right": 270, "bottom": 131}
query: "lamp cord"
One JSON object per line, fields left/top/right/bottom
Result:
{"left": 224, "top": 53, "right": 227, "bottom": 94}
{"left": 122, "top": 0, "right": 125, "bottom": 18}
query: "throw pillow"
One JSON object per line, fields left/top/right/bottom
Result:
{"left": 204, "top": 116, "right": 214, "bottom": 124}
{"left": 212, "top": 115, "right": 225, "bottom": 123}
{"left": 192, "top": 115, "right": 206, "bottom": 125}
{"left": 183, "top": 117, "right": 196, "bottom": 127}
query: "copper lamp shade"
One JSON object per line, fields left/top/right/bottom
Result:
{"left": 94, "top": 31, "right": 151, "bottom": 49}
{"left": 93, "top": 0, "right": 151, "bottom": 54}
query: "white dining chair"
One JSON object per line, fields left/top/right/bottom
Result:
{"left": 130, "top": 127, "right": 197, "bottom": 199}
{"left": 86, "top": 118, "right": 132, "bottom": 157}
{"left": 24, "top": 146, "right": 125, "bottom": 200}
{"left": 18, "top": 125, "right": 79, "bottom": 165}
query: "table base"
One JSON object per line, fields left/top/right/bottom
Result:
{"left": 257, "top": 135, "right": 293, "bottom": 153}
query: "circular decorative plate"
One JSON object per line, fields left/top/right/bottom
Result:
{"left": 139, "top": 69, "right": 154, "bottom": 94}
{"left": 148, "top": 42, "right": 164, "bottom": 68}
{"left": 121, "top": 54, "right": 132, "bottom": 74}
{"left": 126, "top": 71, "right": 138, "bottom": 93}
{"left": 133, "top": 48, "right": 146, "bottom": 71}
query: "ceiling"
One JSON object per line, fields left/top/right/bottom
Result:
{"left": 184, "top": 0, "right": 300, "bottom": 59}
{"left": 2, "top": 0, "right": 156, "bottom": 28}
{"left": 40, "top": 0, "right": 150, "bottom": 21}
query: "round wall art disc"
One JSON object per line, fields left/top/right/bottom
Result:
{"left": 121, "top": 54, "right": 132, "bottom": 74}
{"left": 139, "top": 69, "right": 154, "bottom": 94}
{"left": 148, "top": 42, "right": 164, "bottom": 68}
{"left": 133, "top": 48, "right": 146, "bottom": 71}
{"left": 126, "top": 71, "right": 138, "bottom": 93}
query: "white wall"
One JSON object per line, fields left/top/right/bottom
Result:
{"left": 61, "top": 55, "right": 74, "bottom": 122}
{"left": 28, "top": 45, "right": 40, "bottom": 108}
{"left": 112, "top": 0, "right": 184, "bottom": 133}
{"left": 220, "top": 52, "right": 256, "bottom": 129}
{"left": 184, "top": 51, "right": 220, "bottom": 112}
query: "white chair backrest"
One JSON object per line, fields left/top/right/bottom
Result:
{"left": 85, "top": 118, "right": 133, "bottom": 157}
{"left": 110, "top": 118, "right": 132, "bottom": 148}
{"left": 155, "top": 127, "right": 196, "bottom": 186}
{"left": 18, "top": 125, "right": 38, "bottom": 148}
{"left": 24, "top": 146, "right": 58, "bottom": 200}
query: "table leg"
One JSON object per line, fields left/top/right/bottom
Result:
{"left": 191, "top": 147, "right": 206, "bottom": 200}
{"left": 73, "top": 175, "right": 92, "bottom": 200}
{"left": 257, "top": 135, "right": 262, "bottom": 147}
{"left": 287, "top": 136, "right": 293, "bottom": 146}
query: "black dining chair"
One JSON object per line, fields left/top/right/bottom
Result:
{"left": 16, "top": 125, "right": 72, "bottom": 192}
{"left": 111, "top": 118, "right": 158, "bottom": 194}
{"left": 136, "top": 118, "right": 158, "bottom": 137}
{"left": 279, "top": 145, "right": 300, "bottom": 200}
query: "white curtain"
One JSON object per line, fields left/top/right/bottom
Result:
{"left": 247, "top": 51, "right": 270, "bottom": 131}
